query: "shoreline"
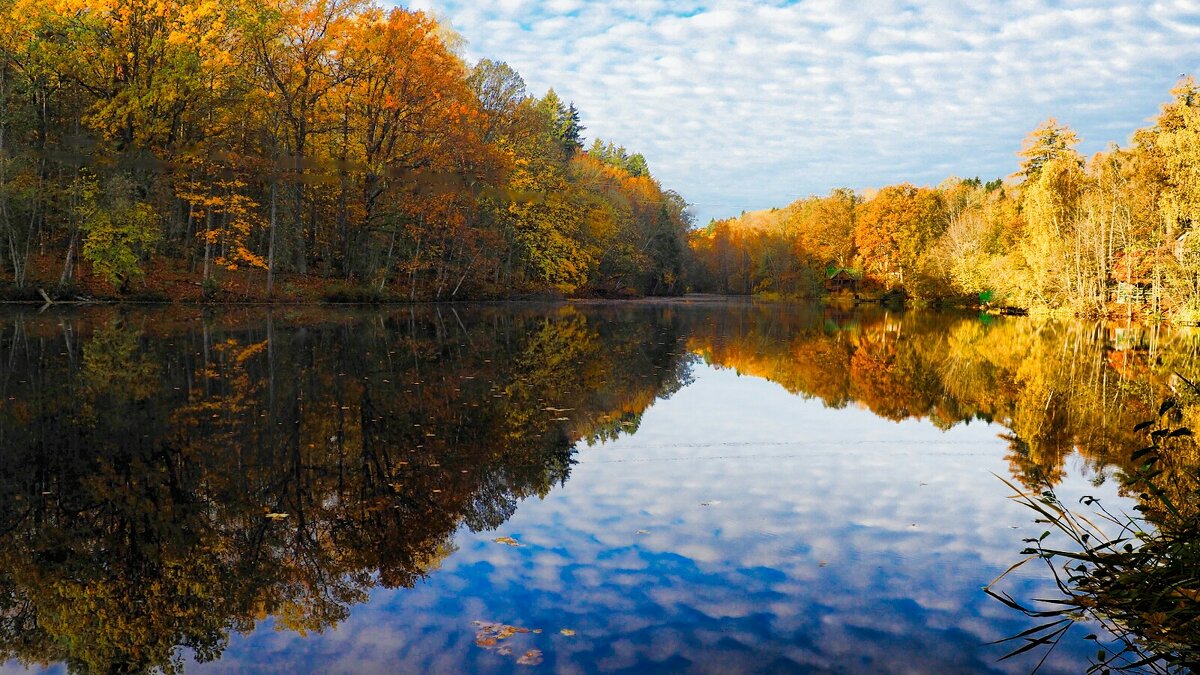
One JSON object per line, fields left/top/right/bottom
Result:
{"left": 0, "top": 291, "right": 1182, "bottom": 326}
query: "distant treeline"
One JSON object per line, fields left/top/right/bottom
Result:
{"left": 688, "top": 79, "right": 1200, "bottom": 323}
{"left": 0, "top": 0, "right": 692, "bottom": 301}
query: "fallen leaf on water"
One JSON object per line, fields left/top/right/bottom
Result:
{"left": 517, "top": 650, "right": 543, "bottom": 666}
{"left": 264, "top": 512, "right": 289, "bottom": 520}
{"left": 473, "top": 620, "right": 535, "bottom": 650}
{"left": 559, "top": 628, "right": 575, "bottom": 636}
{"left": 635, "top": 530, "right": 649, "bottom": 535}
{"left": 493, "top": 536, "right": 522, "bottom": 547}
{"left": 497, "top": 646, "right": 512, "bottom": 656}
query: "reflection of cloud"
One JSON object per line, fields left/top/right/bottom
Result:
{"left": 188, "top": 365, "right": 1130, "bottom": 674}
{"left": 406, "top": 0, "right": 1200, "bottom": 223}
{"left": 0, "top": 666, "right": 63, "bottom": 675}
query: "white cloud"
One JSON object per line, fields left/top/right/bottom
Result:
{"left": 400, "top": 0, "right": 1200, "bottom": 223}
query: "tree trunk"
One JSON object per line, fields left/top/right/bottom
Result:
{"left": 203, "top": 211, "right": 214, "bottom": 282}
{"left": 409, "top": 233, "right": 422, "bottom": 301}
{"left": 267, "top": 180, "right": 277, "bottom": 295}
{"left": 59, "top": 228, "right": 77, "bottom": 287}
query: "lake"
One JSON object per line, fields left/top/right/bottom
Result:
{"left": 0, "top": 300, "right": 1195, "bottom": 674}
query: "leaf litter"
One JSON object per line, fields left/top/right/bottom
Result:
{"left": 473, "top": 621, "right": 544, "bottom": 666}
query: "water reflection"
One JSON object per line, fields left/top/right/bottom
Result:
{"left": 0, "top": 302, "right": 1195, "bottom": 673}
{"left": 690, "top": 305, "right": 1200, "bottom": 491}
{"left": 0, "top": 305, "right": 693, "bottom": 673}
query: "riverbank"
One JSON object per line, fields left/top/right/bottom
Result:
{"left": 0, "top": 263, "right": 1183, "bottom": 328}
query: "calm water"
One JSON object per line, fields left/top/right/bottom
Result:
{"left": 0, "top": 301, "right": 1195, "bottom": 674}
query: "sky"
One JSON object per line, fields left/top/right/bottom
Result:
{"left": 402, "top": 0, "right": 1200, "bottom": 225}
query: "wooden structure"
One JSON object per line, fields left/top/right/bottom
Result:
{"left": 824, "top": 268, "right": 860, "bottom": 293}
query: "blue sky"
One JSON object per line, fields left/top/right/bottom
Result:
{"left": 405, "top": 0, "right": 1199, "bottom": 224}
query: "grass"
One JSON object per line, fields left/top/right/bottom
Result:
{"left": 987, "top": 392, "right": 1200, "bottom": 674}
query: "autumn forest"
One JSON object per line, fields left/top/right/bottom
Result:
{"left": 0, "top": 0, "right": 1198, "bottom": 322}
{"left": 0, "top": 0, "right": 693, "bottom": 302}
{"left": 691, "top": 84, "right": 1200, "bottom": 324}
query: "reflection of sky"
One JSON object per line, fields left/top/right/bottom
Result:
{"left": 161, "top": 363, "right": 1124, "bottom": 673}
{"left": 0, "top": 358, "right": 1130, "bottom": 675}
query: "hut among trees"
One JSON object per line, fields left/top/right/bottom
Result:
{"left": 825, "top": 267, "right": 860, "bottom": 293}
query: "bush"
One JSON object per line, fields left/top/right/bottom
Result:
{"left": 201, "top": 276, "right": 221, "bottom": 301}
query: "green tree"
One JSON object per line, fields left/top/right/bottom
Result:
{"left": 77, "top": 175, "right": 160, "bottom": 291}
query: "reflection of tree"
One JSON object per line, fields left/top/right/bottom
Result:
{"left": 0, "top": 305, "right": 693, "bottom": 673}
{"left": 2, "top": 303, "right": 1196, "bottom": 672}
{"left": 684, "top": 305, "right": 1200, "bottom": 490}
{"left": 999, "top": 433, "right": 1062, "bottom": 491}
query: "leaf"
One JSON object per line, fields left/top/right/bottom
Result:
{"left": 560, "top": 628, "right": 575, "bottom": 636}
{"left": 517, "top": 650, "right": 544, "bottom": 666}
{"left": 493, "top": 536, "right": 522, "bottom": 547}
{"left": 1131, "top": 446, "right": 1159, "bottom": 461}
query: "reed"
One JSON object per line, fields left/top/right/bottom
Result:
{"left": 988, "top": 393, "right": 1200, "bottom": 673}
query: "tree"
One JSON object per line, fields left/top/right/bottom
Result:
{"left": 467, "top": 59, "right": 527, "bottom": 143}
{"left": 76, "top": 173, "right": 160, "bottom": 291}
{"left": 1017, "top": 118, "right": 1083, "bottom": 179}
{"left": 539, "top": 89, "right": 584, "bottom": 158}
{"left": 1016, "top": 156, "right": 1088, "bottom": 308}
{"left": 244, "top": 0, "right": 364, "bottom": 274}
{"left": 853, "top": 183, "right": 946, "bottom": 291}
{"left": 1152, "top": 77, "right": 1200, "bottom": 239}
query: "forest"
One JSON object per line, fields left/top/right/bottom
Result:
{"left": 3, "top": 0, "right": 1199, "bottom": 323}
{"left": 0, "top": 0, "right": 692, "bottom": 302}
{"left": 688, "top": 78, "right": 1200, "bottom": 323}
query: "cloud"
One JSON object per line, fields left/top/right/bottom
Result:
{"left": 403, "top": 0, "right": 1200, "bottom": 223}
{"left": 199, "top": 365, "right": 1126, "bottom": 673}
